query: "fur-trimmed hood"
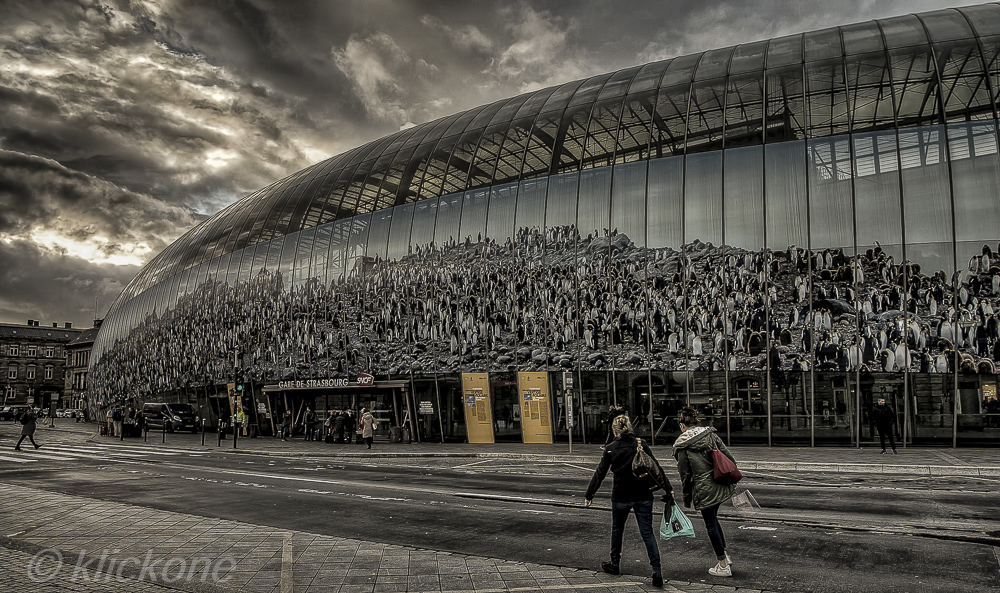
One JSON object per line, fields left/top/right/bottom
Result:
{"left": 672, "top": 425, "right": 713, "bottom": 455}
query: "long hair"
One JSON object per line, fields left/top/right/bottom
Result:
{"left": 612, "top": 414, "right": 633, "bottom": 438}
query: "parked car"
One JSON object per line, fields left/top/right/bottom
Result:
{"left": 142, "top": 402, "right": 200, "bottom": 433}
{"left": 0, "top": 405, "right": 32, "bottom": 422}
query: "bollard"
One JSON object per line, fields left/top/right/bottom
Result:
{"left": 162, "top": 421, "right": 165, "bottom": 443}
{"left": 233, "top": 420, "right": 238, "bottom": 449}
{"left": 144, "top": 424, "right": 147, "bottom": 443}
{"left": 201, "top": 418, "right": 205, "bottom": 446}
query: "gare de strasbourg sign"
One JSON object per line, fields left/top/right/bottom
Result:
{"left": 276, "top": 373, "right": 375, "bottom": 390}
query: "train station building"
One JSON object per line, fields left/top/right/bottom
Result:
{"left": 89, "top": 4, "right": 1000, "bottom": 447}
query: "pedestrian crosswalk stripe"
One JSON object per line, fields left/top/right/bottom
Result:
{"left": 0, "top": 454, "right": 31, "bottom": 463}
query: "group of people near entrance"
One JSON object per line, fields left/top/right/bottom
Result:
{"left": 585, "top": 405, "right": 738, "bottom": 586}
{"left": 280, "top": 406, "right": 377, "bottom": 449}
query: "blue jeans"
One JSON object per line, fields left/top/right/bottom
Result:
{"left": 700, "top": 504, "right": 727, "bottom": 560}
{"left": 610, "top": 500, "right": 661, "bottom": 572}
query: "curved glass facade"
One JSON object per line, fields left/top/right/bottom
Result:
{"left": 91, "top": 5, "right": 1000, "bottom": 446}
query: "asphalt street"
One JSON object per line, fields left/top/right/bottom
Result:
{"left": 1, "top": 421, "right": 999, "bottom": 593}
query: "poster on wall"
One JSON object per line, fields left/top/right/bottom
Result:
{"left": 517, "top": 372, "right": 552, "bottom": 444}
{"left": 461, "top": 373, "right": 494, "bottom": 444}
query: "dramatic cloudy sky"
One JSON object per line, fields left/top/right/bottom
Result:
{"left": 0, "top": 0, "right": 987, "bottom": 328}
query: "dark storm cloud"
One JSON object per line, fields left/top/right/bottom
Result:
{"left": 0, "top": 238, "right": 135, "bottom": 327}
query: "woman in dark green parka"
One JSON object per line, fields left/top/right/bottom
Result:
{"left": 672, "top": 406, "right": 736, "bottom": 578}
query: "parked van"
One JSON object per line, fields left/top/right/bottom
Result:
{"left": 142, "top": 402, "right": 199, "bottom": 433}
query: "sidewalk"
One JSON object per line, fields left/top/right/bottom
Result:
{"left": 0, "top": 482, "right": 762, "bottom": 593}
{"left": 36, "top": 419, "right": 1000, "bottom": 477}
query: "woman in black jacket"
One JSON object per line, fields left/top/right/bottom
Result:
{"left": 585, "top": 415, "right": 670, "bottom": 587}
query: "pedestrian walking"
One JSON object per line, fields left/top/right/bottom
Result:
{"left": 673, "top": 406, "right": 736, "bottom": 578}
{"left": 360, "top": 408, "right": 376, "bottom": 449}
{"left": 303, "top": 406, "right": 317, "bottom": 441}
{"left": 15, "top": 408, "right": 40, "bottom": 451}
{"left": 281, "top": 409, "right": 292, "bottom": 441}
{"left": 584, "top": 415, "right": 668, "bottom": 587}
{"left": 335, "top": 410, "right": 347, "bottom": 443}
{"left": 872, "top": 397, "right": 897, "bottom": 454}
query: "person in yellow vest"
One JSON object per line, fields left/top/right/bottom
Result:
{"left": 234, "top": 408, "right": 246, "bottom": 434}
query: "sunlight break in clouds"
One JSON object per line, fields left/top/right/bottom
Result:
{"left": 26, "top": 228, "right": 151, "bottom": 267}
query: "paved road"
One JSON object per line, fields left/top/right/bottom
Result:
{"left": 1, "top": 423, "right": 998, "bottom": 592}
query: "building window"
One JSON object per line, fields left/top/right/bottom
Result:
{"left": 27, "top": 366, "right": 35, "bottom": 380}
{"left": 44, "top": 366, "right": 53, "bottom": 380}
{"left": 8, "top": 345, "right": 18, "bottom": 357}
{"left": 45, "top": 347, "right": 53, "bottom": 358}
{"left": 27, "top": 346, "right": 37, "bottom": 357}
{"left": 7, "top": 365, "right": 16, "bottom": 379}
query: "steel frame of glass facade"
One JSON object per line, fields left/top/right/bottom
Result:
{"left": 90, "top": 4, "right": 1000, "bottom": 446}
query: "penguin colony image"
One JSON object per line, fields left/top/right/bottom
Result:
{"left": 87, "top": 219, "right": 999, "bottom": 410}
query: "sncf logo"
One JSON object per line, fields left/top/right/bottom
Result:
{"left": 356, "top": 373, "right": 375, "bottom": 386}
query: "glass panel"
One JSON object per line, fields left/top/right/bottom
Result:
{"left": 900, "top": 126, "right": 953, "bottom": 252}
{"left": 805, "top": 57, "right": 851, "bottom": 138}
{"left": 292, "top": 227, "right": 315, "bottom": 289}
{"left": 842, "top": 21, "right": 886, "bottom": 55}
{"left": 963, "top": 4, "right": 1000, "bottom": 37}
{"left": 598, "top": 65, "right": 642, "bottom": 99}
{"left": 583, "top": 97, "right": 625, "bottom": 169}
{"left": 386, "top": 202, "right": 414, "bottom": 261}
{"left": 344, "top": 213, "right": 370, "bottom": 282}
{"left": 684, "top": 151, "right": 723, "bottom": 245}
{"left": 611, "top": 161, "right": 647, "bottom": 248}
{"left": 694, "top": 46, "right": 735, "bottom": 80}
{"left": 309, "top": 224, "right": 332, "bottom": 281}
{"left": 459, "top": 188, "right": 489, "bottom": 246}
{"left": 545, "top": 171, "right": 579, "bottom": 230}
{"left": 522, "top": 111, "right": 562, "bottom": 178}
{"left": 921, "top": 9, "right": 977, "bottom": 42}
{"left": 409, "top": 197, "right": 438, "bottom": 252}
{"left": 767, "top": 34, "right": 803, "bottom": 68}
{"left": 277, "top": 231, "right": 299, "bottom": 290}
{"left": 578, "top": 166, "right": 611, "bottom": 260}
{"left": 950, "top": 121, "right": 1000, "bottom": 246}
{"left": 433, "top": 193, "right": 463, "bottom": 249}
{"left": 853, "top": 131, "right": 902, "bottom": 251}
{"left": 485, "top": 182, "right": 518, "bottom": 243}
{"left": 628, "top": 60, "right": 670, "bottom": 94}
{"left": 615, "top": 90, "right": 656, "bottom": 164}
{"left": 934, "top": 39, "right": 994, "bottom": 122}
{"left": 879, "top": 15, "right": 930, "bottom": 49}
{"left": 541, "top": 80, "right": 584, "bottom": 113}
{"left": 685, "top": 77, "right": 727, "bottom": 153}
{"left": 845, "top": 51, "right": 895, "bottom": 132}
{"left": 568, "top": 72, "right": 612, "bottom": 107}
{"left": 730, "top": 40, "right": 768, "bottom": 74}
{"left": 442, "top": 131, "right": 480, "bottom": 196}
{"left": 765, "top": 141, "right": 808, "bottom": 250}
{"left": 468, "top": 122, "right": 509, "bottom": 188}
{"left": 420, "top": 135, "right": 461, "bottom": 199}
{"left": 326, "top": 220, "right": 349, "bottom": 286}
{"left": 725, "top": 73, "right": 764, "bottom": 148}
{"left": 495, "top": 116, "right": 535, "bottom": 184}
{"left": 805, "top": 27, "right": 843, "bottom": 63}
{"left": 647, "top": 156, "right": 684, "bottom": 251}
{"left": 650, "top": 85, "right": 690, "bottom": 158}
{"left": 553, "top": 105, "right": 592, "bottom": 173}
{"left": 725, "top": 146, "right": 764, "bottom": 251}
{"left": 766, "top": 66, "right": 806, "bottom": 143}
{"left": 360, "top": 208, "right": 389, "bottom": 264}
{"left": 889, "top": 44, "right": 941, "bottom": 127}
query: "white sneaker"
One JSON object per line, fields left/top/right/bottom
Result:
{"left": 709, "top": 562, "right": 732, "bottom": 577}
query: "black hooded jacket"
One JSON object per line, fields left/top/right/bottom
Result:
{"left": 585, "top": 433, "right": 671, "bottom": 503}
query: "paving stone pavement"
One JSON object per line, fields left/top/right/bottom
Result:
{"left": 0, "top": 483, "right": 767, "bottom": 593}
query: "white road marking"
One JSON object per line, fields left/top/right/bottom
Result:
{"left": 281, "top": 532, "right": 293, "bottom": 593}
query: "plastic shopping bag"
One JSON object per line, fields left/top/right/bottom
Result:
{"left": 659, "top": 502, "right": 695, "bottom": 540}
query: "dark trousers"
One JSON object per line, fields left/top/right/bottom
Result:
{"left": 700, "top": 504, "right": 727, "bottom": 560}
{"left": 305, "top": 424, "right": 315, "bottom": 440}
{"left": 876, "top": 424, "right": 896, "bottom": 450}
{"left": 610, "top": 499, "right": 661, "bottom": 572}
{"left": 15, "top": 434, "right": 37, "bottom": 449}
{"left": 364, "top": 436, "right": 373, "bottom": 449}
